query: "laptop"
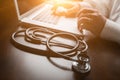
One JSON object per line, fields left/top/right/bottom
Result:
{"left": 14, "top": 0, "right": 85, "bottom": 35}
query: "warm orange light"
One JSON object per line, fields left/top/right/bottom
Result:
{"left": 49, "top": 0, "right": 70, "bottom": 4}
{"left": 52, "top": 0, "right": 66, "bottom": 3}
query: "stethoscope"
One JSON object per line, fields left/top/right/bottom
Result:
{"left": 11, "top": 27, "right": 91, "bottom": 74}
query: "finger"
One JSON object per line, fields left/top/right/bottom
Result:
{"left": 65, "top": 7, "right": 77, "bottom": 17}
{"left": 52, "top": 1, "right": 72, "bottom": 10}
{"left": 77, "top": 8, "right": 97, "bottom": 17}
{"left": 67, "top": 4, "right": 79, "bottom": 13}
{"left": 52, "top": 2, "right": 64, "bottom": 11}
{"left": 54, "top": 7, "right": 67, "bottom": 16}
{"left": 78, "top": 17, "right": 92, "bottom": 31}
{"left": 78, "top": 12, "right": 99, "bottom": 20}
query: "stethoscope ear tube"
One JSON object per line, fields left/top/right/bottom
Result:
{"left": 11, "top": 29, "right": 48, "bottom": 55}
{"left": 47, "top": 33, "right": 79, "bottom": 53}
{"left": 46, "top": 32, "right": 89, "bottom": 62}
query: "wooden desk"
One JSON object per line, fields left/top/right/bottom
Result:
{"left": 0, "top": 0, "right": 120, "bottom": 80}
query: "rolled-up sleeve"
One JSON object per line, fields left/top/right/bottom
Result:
{"left": 100, "top": 19, "right": 120, "bottom": 44}
{"left": 100, "top": 0, "right": 120, "bottom": 44}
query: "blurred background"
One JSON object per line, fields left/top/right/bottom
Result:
{"left": 0, "top": 0, "right": 44, "bottom": 40}
{"left": 0, "top": 1, "right": 120, "bottom": 80}
{"left": 0, "top": 0, "right": 17, "bottom": 40}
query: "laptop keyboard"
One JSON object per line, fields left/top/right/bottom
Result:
{"left": 33, "top": 5, "right": 60, "bottom": 25}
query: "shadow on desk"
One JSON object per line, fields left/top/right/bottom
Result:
{"left": 0, "top": 0, "right": 120, "bottom": 80}
{"left": 9, "top": 32, "right": 120, "bottom": 80}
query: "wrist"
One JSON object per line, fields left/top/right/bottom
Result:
{"left": 97, "top": 16, "right": 107, "bottom": 36}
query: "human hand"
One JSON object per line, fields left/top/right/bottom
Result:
{"left": 77, "top": 8, "right": 107, "bottom": 36}
{"left": 52, "top": 1, "right": 80, "bottom": 17}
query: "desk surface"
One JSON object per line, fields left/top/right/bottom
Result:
{"left": 0, "top": 1, "right": 120, "bottom": 80}
{"left": 1, "top": 30, "right": 120, "bottom": 80}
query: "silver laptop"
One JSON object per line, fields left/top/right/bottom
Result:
{"left": 14, "top": 0, "right": 83, "bottom": 35}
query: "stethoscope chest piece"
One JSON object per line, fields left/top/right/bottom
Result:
{"left": 72, "top": 61, "right": 91, "bottom": 74}
{"left": 72, "top": 53, "right": 91, "bottom": 74}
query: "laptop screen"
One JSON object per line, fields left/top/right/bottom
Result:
{"left": 17, "top": 0, "right": 82, "bottom": 15}
{"left": 17, "top": 0, "right": 44, "bottom": 15}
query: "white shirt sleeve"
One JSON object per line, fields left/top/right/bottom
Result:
{"left": 100, "top": 0, "right": 120, "bottom": 44}
{"left": 101, "top": 19, "right": 120, "bottom": 44}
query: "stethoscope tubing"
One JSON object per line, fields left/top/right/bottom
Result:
{"left": 12, "top": 27, "right": 88, "bottom": 62}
